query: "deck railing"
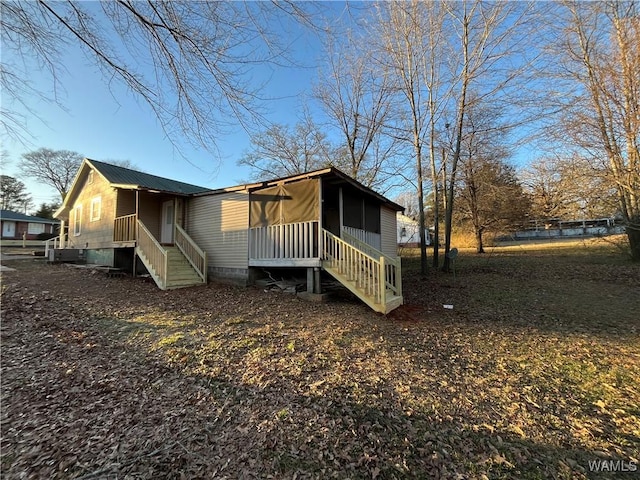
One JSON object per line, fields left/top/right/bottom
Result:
{"left": 323, "top": 229, "right": 384, "bottom": 304}
{"left": 137, "top": 219, "right": 167, "bottom": 288}
{"left": 341, "top": 226, "right": 381, "bottom": 251}
{"left": 175, "top": 224, "right": 207, "bottom": 282}
{"left": 249, "top": 221, "right": 319, "bottom": 259}
{"left": 114, "top": 214, "right": 137, "bottom": 242}
{"left": 341, "top": 228, "right": 402, "bottom": 298}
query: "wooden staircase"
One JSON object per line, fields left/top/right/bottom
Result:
{"left": 136, "top": 220, "right": 207, "bottom": 290}
{"left": 321, "top": 229, "right": 403, "bottom": 314}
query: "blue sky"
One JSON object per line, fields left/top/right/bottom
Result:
{"left": 1, "top": 3, "right": 335, "bottom": 206}
{"left": 1, "top": 2, "right": 543, "bottom": 209}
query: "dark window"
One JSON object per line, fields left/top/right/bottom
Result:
{"left": 343, "top": 191, "right": 363, "bottom": 229}
{"left": 364, "top": 201, "right": 380, "bottom": 233}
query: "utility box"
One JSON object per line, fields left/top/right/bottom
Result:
{"left": 48, "top": 248, "right": 86, "bottom": 263}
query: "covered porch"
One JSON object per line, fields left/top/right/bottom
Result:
{"left": 247, "top": 174, "right": 385, "bottom": 267}
{"left": 112, "top": 190, "right": 207, "bottom": 289}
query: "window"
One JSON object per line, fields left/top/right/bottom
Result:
{"left": 27, "top": 223, "right": 46, "bottom": 234}
{"left": 74, "top": 205, "right": 82, "bottom": 235}
{"left": 87, "top": 170, "right": 94, "bottom": 184}
{"left": 400, "top": 227, "right": 407, "bottom": 237}
{"left": 90, "top": 197, "right": 101, "bottom": 222}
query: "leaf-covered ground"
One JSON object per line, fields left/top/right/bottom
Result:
{"left": 2, "top": 238, "right": 639, "bottom": 479}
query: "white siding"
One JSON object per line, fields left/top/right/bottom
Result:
{"left": 187, "top": 191, "right": 250, "bottom": 269}
{"left": 380, "top": 207, "right": 398, "bottom": 258}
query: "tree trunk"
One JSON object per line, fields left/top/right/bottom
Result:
{"left": 475, "top": 228, "right": 484, "bottom": 254}
{"left": 628, "top": 217, "right": 640, "bottom": 262}
{"left": 416, "top": 145, "right": 429, "bottom": 276}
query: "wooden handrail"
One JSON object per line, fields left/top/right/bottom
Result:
{"left": 341, "top": 226, "right": 381, "bottom": 250}
{"left": 324, "top": 229, "right": 403, "bottom": 301}
{"left": 322, "top": 229, "right": 384, "bottom": 304}
{"left": 175, "top": 224, "right": 207, "bottom": 283}
{"left": 341, "top": 229, "right": 402, "bottom": 296}
{"left": 341, "top": 229, "right": 384, "bottom": 259}
{"left": 114, "top": 214, "right": 137, "bottom": 242}
{"left": 137, "top": 219, "right": 167, "bottom": 288}
{"left": 43, "top": 236, "right": 60, "bottom": 257}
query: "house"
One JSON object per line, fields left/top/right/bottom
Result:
{"left": 397, "top": 213, "right": 431, "bottom": 247}
{"left": 53, "top": 159, "right": 404, "bottom": 313}
{"left": 1, "top": 210, "right": 59, "bottom": 240}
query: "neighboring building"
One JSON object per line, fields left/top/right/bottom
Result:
{"left": 397, "top": 213, "right": 431, "bottom": 247}
{"left": 511, "top": 218, "right": 625, "bottom": 240}
{"left": 1, "top": 210, "right": 59, "bottom": 240}
{"left": 53, "top": 159, "right": 405, "bottom": 313}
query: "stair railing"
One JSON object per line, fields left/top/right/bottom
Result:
{"left": 137, "top": 219, "right": 167, "bottom": 288}
{"left": 44, "top": 235, "right": 60, "bottom": 258}
{"left": 322, "top": 229, "right": 384, "bottom": 304}
{"left": 341, "top": 229, "right": 402, "bottom": 298}
{"left": 175, "top": 224, "right": 207, "bottom": 283}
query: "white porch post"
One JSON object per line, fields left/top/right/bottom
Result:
{"left": 60, "top": 220, "right": 66, "bottom": 248}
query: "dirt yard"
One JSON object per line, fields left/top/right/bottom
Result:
{"left": 2, "top": 239, "right": 639, "bottom": 479}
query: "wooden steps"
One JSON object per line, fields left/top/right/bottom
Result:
{"left": 321, "top": 229, "right": 403, "bottom": 314}
{"left": 137, "top": 245, "right": 205, "bottom": 290}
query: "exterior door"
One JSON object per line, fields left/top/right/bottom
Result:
{"left": 161, "top": 200, "right": 174, "bottom": 244}
{"left": 2, "top": 221, "right": 16, "bottom": 238}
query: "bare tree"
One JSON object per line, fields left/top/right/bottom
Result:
{"left": 375, "top": 1, "right": 431, "bottom": 276}
{"left": 1, "top": 1, "right": 320, "bottom": 155}
{"left": 550, "top": 1, "right": 640, "bottom": 259}
{"left": 315, "top": 31, "right": 401, "bottom": 189}
{"left": 238, "top": 113, "right": 332, "bottom": 180}
{"left": 19, "top": 148, "right": 82, "bottom": 200}
{"left": 440, "top": 0, "right": 541, "bottom": 271}
{"left": 454, "top": 104, "right": 529, "bottom": 252}
{"left": 522, "top": 156, "right": 618, "bottom": 221}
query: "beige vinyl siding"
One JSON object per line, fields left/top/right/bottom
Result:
{"left": 68, "top": 168, "right": 117, "bottom": 249}
{"left": 187, "top": 191, "right": 250, "bottom": 269}
{"left": 380, "top": 206, "right": 398, "bottom": 258}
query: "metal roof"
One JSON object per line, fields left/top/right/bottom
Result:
{"left": 1, "top": 210, "right": 60, "bottom": 224}
{"left": 87, "top": 159, "right": 209, "bottom": 195}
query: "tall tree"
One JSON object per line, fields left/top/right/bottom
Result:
{"left": 440, "top": 1, "right": 541, "bottom": 271}
{"left": 315, "top": 31, "right": 401, "bottom": 189}
{"left": 550, "top": 1, "right": 640, "bottom": 259}
{"left": 454, "top": 101, "right": 530, "bottom": 253}
{"left": 19, "top": 148, "right": 82, "bottom": 200}
{"left": 0, "top": 175, "right": 32, "bottom": 212}
{"left": 1, "top": 2, "right": 320, "bottom": 152}
{"left": 32, "top": 201, "right": 61, "bottom": 220}
{"left": 238, "top": 114, "right": 332, "bottom": 180}
{"left": 457, "top": 161, "right": 529, "bottom": 253}
{"left": 375, "top": 1, "right": 431, "bottom": 276}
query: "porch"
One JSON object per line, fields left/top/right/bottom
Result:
{"left": 112, "top": 213, "right": 207, "bottom": 290}
{"left": 248, "top": 221, "right": 382, "bottom": 266}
